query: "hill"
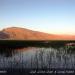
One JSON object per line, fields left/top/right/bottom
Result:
{"left": 0, "top": 27, "right": 75, "bottom": 40}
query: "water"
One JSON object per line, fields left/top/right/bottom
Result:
{"left": 0, "top": 47, "right": 75, "bottom": 69}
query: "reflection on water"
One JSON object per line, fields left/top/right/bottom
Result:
{"left": 0, "top": 47, "right": 75, "bottom": 69}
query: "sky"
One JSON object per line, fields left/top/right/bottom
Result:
{"left": 0, "top": 0, "right": 75, "bottom": 34}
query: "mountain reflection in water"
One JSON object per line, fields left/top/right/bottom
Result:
{"left": 0, "top": 47, "right": 75, "bottom": 69}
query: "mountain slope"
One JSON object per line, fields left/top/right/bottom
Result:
{"left": 0, "top": 27, "right": 75, "bottom": 40}
{"left": 1, "top": 27, "right": 56, "bottom": 40}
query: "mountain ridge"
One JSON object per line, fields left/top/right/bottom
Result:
{"left": 0, "top": 27, "right": 75, "bottom": 40}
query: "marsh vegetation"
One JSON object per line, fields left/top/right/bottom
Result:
{"left": 0, "top": 40, "right": 75, "bottom": 69}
